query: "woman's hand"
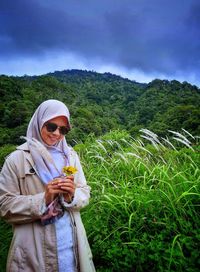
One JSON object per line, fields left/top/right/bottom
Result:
{"left": 44, "top": 176, "right": 75, "bottom": 205}
{"left": 44, "top": 177, "right": 62, "bottom": 205}
{"left": 58, "top": 175, "right": 76, "bottom": 203}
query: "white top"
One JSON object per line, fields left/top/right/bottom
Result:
{"left": 50, "top": 148, "right": 76, "bottom": 272}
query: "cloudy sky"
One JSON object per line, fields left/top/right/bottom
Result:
{"left": 0, "top": 0, "right": 200, "bottom": 86}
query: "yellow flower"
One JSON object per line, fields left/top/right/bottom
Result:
{"left": 62, "top": 166, "right": 78, "bottom": 176}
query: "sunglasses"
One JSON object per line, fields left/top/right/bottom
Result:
{"left": 45, "top": 122, "right": 70, "bottom": 135}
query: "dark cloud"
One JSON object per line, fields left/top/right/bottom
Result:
{"left": 0, "top": 0, "right": 200, "bottom": 76}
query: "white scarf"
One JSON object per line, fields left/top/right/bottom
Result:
{"left": 25, "top": 99, "right": 71, "bottom": 183}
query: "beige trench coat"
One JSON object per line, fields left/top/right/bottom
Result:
{"left": 0, "top": 143, "right": 95, "bottom": 272}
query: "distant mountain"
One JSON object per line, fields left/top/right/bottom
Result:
{"left": 46, "top": 69, "right": 139, "bottom": 84}
{"left": 0, "top": 69, "right": 199, "bottom": 146}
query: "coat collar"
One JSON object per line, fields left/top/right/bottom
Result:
{"left": 17, "top": 143, "right": 35, "bottom": 174}
{"left": 17, "top": 142, "right": 30, "bottom": 151}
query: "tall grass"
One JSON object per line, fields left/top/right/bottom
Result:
{"left": 77, "top": 130, "right": 200, "bottom": 271}
{"left": 0, "top": 131, "right": 199, "bottom": 271}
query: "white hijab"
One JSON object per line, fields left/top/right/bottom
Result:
{"left": 25, "top": 99, "right": 71, "bottom": 183}
{"left": 27, "top": 99, "right": 70, "bottom": 151}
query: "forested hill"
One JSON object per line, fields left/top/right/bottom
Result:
{"left": 0, "top": 69, "right": 199, "bottom": 146}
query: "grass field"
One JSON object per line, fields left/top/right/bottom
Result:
{"left": 79, "top": 130, "right": 200, "bottom": 271}
{"left": 0, "top": 130, "right": 199, "bottom": 271}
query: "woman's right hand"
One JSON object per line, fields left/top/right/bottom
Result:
{"left": 44, "top": 178, "right": 64, "bottom": 205}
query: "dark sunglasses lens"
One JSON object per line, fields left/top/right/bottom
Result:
{"left": 45, "top": 123, "right": 69, "bottom": 135}
{"left": 46, "top": 123, "right": 57, "bottom": 132}
{"left": 59, "top": 126, "right": 69, "bottom": 135}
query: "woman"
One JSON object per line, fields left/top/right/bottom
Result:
{"left": 0, "top": 100, "right": 95, "bottom": 272}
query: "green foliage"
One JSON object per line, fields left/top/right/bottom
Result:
{"left": 0, "top": 144, "right": 16, "bottom": 166}
{"left": 0, "top": 70, "right": 199, "bottom": 146}
{"left": 3, "top": 100, "right": 30, "bottom": 127}
{"left": 79, "top": 131, "right": 200, "bottom": 271}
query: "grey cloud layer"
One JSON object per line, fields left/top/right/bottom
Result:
{"left": 0, "top": 0, "right": 200, "bottom": 75}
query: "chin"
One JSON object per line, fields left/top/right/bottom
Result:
{"left": 49, "top": 141, "right": 58, "bottom": 146}
{"left": 44, "top": 139, "right": 57, "bottom": 146}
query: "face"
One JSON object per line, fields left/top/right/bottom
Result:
{"left": 41, "top": 116, "right": 68, "bottom": 146}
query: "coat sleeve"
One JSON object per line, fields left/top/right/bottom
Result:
{"left": 0, "top": 156, "right": 45, "bottom": 224}
{"left": 61, "top": 152, "right": 91, "bottom": 211}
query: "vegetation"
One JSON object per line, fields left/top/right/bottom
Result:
{"left": 0, "top": 70, "right": 199, "bottom": 146}
{"left": 0, "top": 70, "right": 200, "bottom": 271}
{"left": 79, "top": 130, "right": 200, "bottom": 271}
{"left": 1, "top": 130, "right": 199, "bottom": 271}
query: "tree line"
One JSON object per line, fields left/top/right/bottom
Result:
{"left": 0, "top": 69, "right": 199, "bottom": 146}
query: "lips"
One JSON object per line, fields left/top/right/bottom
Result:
{"left": 49, "top": 136, "right": 59, "bottom": 142}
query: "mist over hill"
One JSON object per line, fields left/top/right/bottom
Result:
{"left": 0, "top": 69, "right": 199, "bottom": 146}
